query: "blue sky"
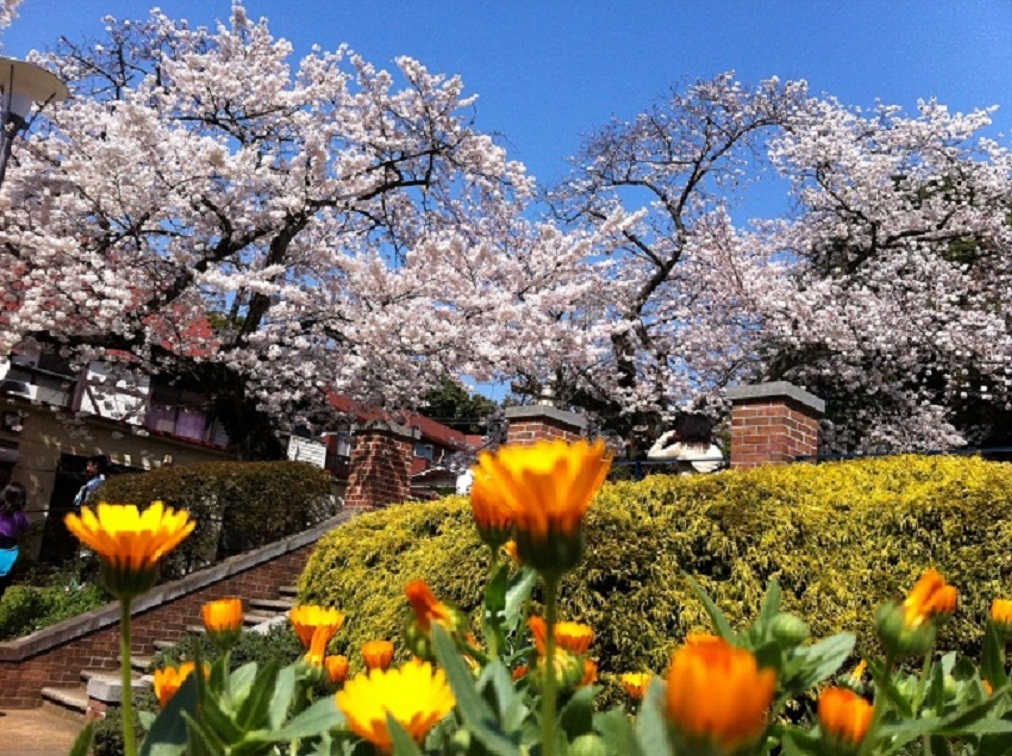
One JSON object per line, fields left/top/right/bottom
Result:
{"left": 4, "top": 1, "right": 1012, "bottom": 189}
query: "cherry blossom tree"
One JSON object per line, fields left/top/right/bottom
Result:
{"left": 550, "top": 74, "right": 1012, "bottom": 453}
{"left": 0, "top": 5, "right": 601, "bottom": 456}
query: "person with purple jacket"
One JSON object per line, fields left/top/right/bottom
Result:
{"left": 0, "top": 482, "right": 30, "bottom": 600}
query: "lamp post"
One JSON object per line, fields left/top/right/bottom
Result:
{"left": 0, "top": 55, "right": 67, "bottom": 189}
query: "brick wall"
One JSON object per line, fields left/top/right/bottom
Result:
{"left": 504, "top": 406, "right": 586, "bottom": 446}
{"left": 0, "top": 512, "right": 352, "bottom": 709}
{"left": 727, "top": 382, "right": 824, "bottom": 469}
{"left": 344, "top": 422, "right": 418, "bottom": 508}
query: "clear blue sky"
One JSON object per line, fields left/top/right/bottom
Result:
{"left": 4, "top": 1, "right": 1012, "bottom": 188}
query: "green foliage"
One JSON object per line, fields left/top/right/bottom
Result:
{"left": 100, "top": 461, "right": 335, "bottom": 578}
{"left": 152, "top": 623, "right": 304, "bottom": 673}
{"left": 0, "top": 581, "right": 108, "bottom": 641}
{"left": 298, "top": 455, "right": 1012, "bottom": 690}
{"left": 419, "top": 377, "right": 499, "bottom": 435}
{"left": 92, "top": 689, "right": 154, "bottom": 756}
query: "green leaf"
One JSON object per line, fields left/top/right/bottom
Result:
{"left": 876, "top": 717, "right": 944, "bottom": 752}
{"left": 228, "top": 661, "right": 259, "bottom": 706}
{"left": 683, "top": 573, "right": 734, "bottom": 641}
{"left": 478, "top": 661, "right": 527, "bottom": 732}
{"left": 141, "top": 673, "right": 200, "bottom": 755}
{"left": 868, "top": 658, "right": 914, "bottom": 719}
{"left": 634, "top": 677, "right": 672, "bottom": 755}
{"left": 483, "top": 563, "right": 510, "bottom": 657}
{"left": 982, "top": 620, "right": 1009, "bottom": 690}
{"left": 432, "top": 624, "right": 519, "bottom": 756}
{"left": 559, "top": 686, "right": 595, "bottom": 740}
{"left": 594, "top": 707, "right": 642, "bottom": 756}
{"left": 257, "top": 694, "right": 346, "bottom": 741}
{"left": 504, "top": 567, "right": 538, "bottom": 629}
{"left": 269, "top": 664, "right": 297, "bottom": 730}
{"left": 779, "top": 729, "right": 823, "bottom": 756}
{"left": 758, "top": 581, "right": 783, "bottom": 628}
{"left": 67, "top": 722, "right": 94, "bottom": 756}
{"left": 388, "top": 712, "right": 425, "bottom": 756}
{"left": 789, "top": 632, "right": 855, "bottom": 691}
{"left": 236, "top": 660, "right": 279, "bottom": 730}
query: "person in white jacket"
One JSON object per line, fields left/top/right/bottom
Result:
{"left": 647, "top": 414, "right": 724, "bottom": 474}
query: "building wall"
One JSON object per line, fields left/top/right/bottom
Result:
{"left": 0, "top": 399, "right": 233, "bottom": 558}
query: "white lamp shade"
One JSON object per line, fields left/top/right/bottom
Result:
{"left": 1, "top": 56, "right": 68, "bottom": 123}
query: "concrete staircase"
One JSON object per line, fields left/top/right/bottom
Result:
{"left": 40, "top": 588, "right": 296, "bottom": 719}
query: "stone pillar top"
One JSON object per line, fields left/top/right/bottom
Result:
{"left": 726, "top": 381, "right": 825, "bottom": 415}
{"left": 504, "top": 404, "right": 588, "bottom": 430}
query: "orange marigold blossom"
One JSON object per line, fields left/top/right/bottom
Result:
{"left": 580, "top": 659, "right": 598, "bottom": 687}
{"left": 903, "top": 569, "right": 957, "bottom": 628}
{"left": 153, "top": 661, "right": 205, "bottom": 708}
{"left": 512, "top": 664, "right": 529, "bottom": 681}
{"left": 325, "top": 655, "right": 349, "bottom": 684}
{"left": 474, "top": 439, "right": 612, "bottom": 539}
{"left": 469, "top": 471, "right": 514, "bottom": 547}
{"left": 528, "top": 615, "right": 594, "bottom": 655}
{"left": 336, "top": 659, "right": 455, "bottom": 753}
{"left": 288, "top": 605, "right": 346, "bottom": 649}
{"left": 621, "top": 672, "right": 652, "bottom": 700}
{"left": 503, "top": 540, "right": 520, "bottom": 563}
{"left": 818, "top": 687, "right": 874, "bottom": 747}
{"left": 665, "top": 635, "right": 776, "bottom": 752}
{"left": 64, "top": 502, "right": 194, "bottom": 597}
{"left": 405, "top": 579, "right": 453, "bottom": 632}
{"left": 306, "top": 626, "right": 334, "bottom": 667}
{"left": 202, "top": 597, "right": 243, "bottom": 649}
{"left": 992, "top": 599, "right": 1012, "bottom": 634}
{"left": 363, "top": 639, "right": 395, "bottom": 671}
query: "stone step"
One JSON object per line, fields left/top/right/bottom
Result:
{"left": 248, "top": 597, "right": 293, "bottom": 612}
{"left": 80, "top": 668, "right": 146, "bottom": 685}
{"left": 244, "top": 610, "right": 279, "bottom": 626}
{"left": 278, "top": 585, "right": 298, "bottom": 598}
{"left": 186, "top": 625, "right": 207, "bottom": 635}
{"left": 153, "top": 639, "right": 177, "bottom": 652}
{"left": 131, "top": 654, "right": 154, "bottom": 672}
{"left": 41, "top": 686, "right": 88, "bottom": 717}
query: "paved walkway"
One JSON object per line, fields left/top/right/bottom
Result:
{"left": 0, "top": 707, "right": 86, "bottom": 755}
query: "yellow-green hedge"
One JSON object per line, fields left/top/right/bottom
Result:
{"left": 298, "top": 455, "right": 1012, "bottom": 680}
{"left": 102, "top": 461, "right": 335, "bottom": 578}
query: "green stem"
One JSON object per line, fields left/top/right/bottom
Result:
{"left": 859, "top": 653, "right": 895, "bottom": 756}
{"left": 542, "top": 576, "right": 559, "bottom": 756}
{"left": 914, "top": 650, "right": 933, "bottom": 713}
{"left": 487, "top": 547, "right": 501, "bottom": 659}
{"left": 119, "top": 598, "right": 137, "bottom": 756}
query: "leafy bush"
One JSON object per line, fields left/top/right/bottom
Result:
{"left": 297, "top": 454, "right": 1012, "bottom": 682}
{"left": 151, "top": 621, "right": 304, "bottom": 672}
{"left": 100, "top": 461, "right": 335, "bottom": 578}
{"left": 0, "top": 581, "right": 109, "bottom": 641}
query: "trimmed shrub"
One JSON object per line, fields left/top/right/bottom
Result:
{"left": 101, "top": 461, "right": 335, "bottom": 578}
{"left": 0, "top": 582, "right": 109, "bottom": 641}
{"left": 297, "top": 455, "right": 1012, "bottom": 683}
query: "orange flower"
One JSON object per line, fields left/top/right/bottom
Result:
{"left": 325, "top": 655, "right": 349, "bottom": 684}
{"left": 621, "top": 672, "right": 652, "bottom": 700}
{"left": 153, "top": 661, "right": 204, "bottom": 708}
{"left": 363, "top": 640, "right": 395, "bottom": 671}
{"left": 512, "top": 664, "right": 529, "bottom": 681}
{"left": 665, "top": 635, "right": 776, "bottom": 753}
{"left": 201, "top": 597, "right": 243, "bottom": 649}
{"left": 470, "top": 471, "right": 514, "bottom": 547}
{"left": 289, "top": 605, "right": 346, "bottom": 649}
{"left": 475, "top": 439, "right": 612, "bottom": 540}
{"left": 984, "top": 679, "right": 994, "bottom": 696}
{"left": 903, "top": 569, "right": 957, "bottom": 628}
{"left": 528, "top": 616, "right": 594, "bottom": 655}
{"left": 992, "top": 599, "right": 1012, "bottom": 635}
{"left": 337, "top": 659, "right": 455, "bottom": 753}
{"left": 580, "top": 659, "right": 598, "bottom": 687}
{"left": 818, "top": 687, "right": 874, "bottom": 748}
{"left": 503, "top": 540, "right": 520, "bottom": 563}
{"left": 405, "top": 580, "right": 453, "bottom": 632}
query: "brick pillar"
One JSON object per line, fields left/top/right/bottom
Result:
{"left": 726, "top": 381, "right": 824, "bottom": 469}
{"left": 504, "top": 405, "right": 586, "bottom": 446}
{"left": 344, "top": 421, "right": 420, "bottom": 508}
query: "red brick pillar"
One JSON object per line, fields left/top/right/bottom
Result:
{"left": 504, "top": 405, "right": 586, "bottom": 446}
{"left": 344, "top": 421, "right": 420, "bottom": 508}
{"left": 727, "top": 381, "right": 824, "bottom": 469}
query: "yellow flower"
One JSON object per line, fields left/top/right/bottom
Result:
{"left": 325, "top": 655, "right": 349, "bottom": 684}
{"left": 470, "top": 471, "right": 514, "bottom": 548}
{"left": 336, "top": 659, "right": 455, "bottom": 753}
{"left": 289, "top": 605, "right": 346, "bottom": 649}
{"left": 818, "top": 687, "right": 874, "bottom": 749}
{"left": 153, "top": 661, "right": 204, "bottom": 708}
{"left": 476, "top": 439, "right": 612, "bottom": 538}
{"left": 621, "top": 672, "right": 652, "bottom": 700}
{"left": 665, "top": 635, "right": 776, "bottom": 754}
{"left": 363, "top": 639, "right": 395, "bottom": 671}
{"left": 503, "top": 540, "right": 520, "bottom": 563}
{"left": 201, "top": 597, "right": 243, "bottom": 649}
{"left": 992, "top": 599, "right": 1012, "bottom": 636}
{"left": 64, "top": 502, "right": 194, "bottom": 598}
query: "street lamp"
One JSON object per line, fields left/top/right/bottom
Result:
{"left": 0, "top": 55, "right": 68, "bottom": 188}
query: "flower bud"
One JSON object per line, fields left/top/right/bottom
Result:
{"left": 875, "top": 600, "right": 937, "bottom": 657}
{"left": 530, "top": 649, "right": 586, "bottom": 694}
{"left": 992, "top": 599, "right": 1012, "bottom": 637}
{"left": 769, "top": 613, "right": 809, "bottom": 647}
{"left": 569, "top": 734, "right": 608, "bottom": 756}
